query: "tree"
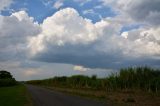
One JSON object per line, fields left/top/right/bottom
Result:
{"left": 0, "top": 70, "right": 13, "bottom": 79}
{"left": 0, "top": 70, "right": 17, "bottom": 87}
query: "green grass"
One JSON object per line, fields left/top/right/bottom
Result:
{"left": 0, "top": 84, "right": 32, "bottom": 106}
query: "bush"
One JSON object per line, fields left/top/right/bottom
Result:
{"left": 0, "top": 78, "right": 17, "bottom": 87}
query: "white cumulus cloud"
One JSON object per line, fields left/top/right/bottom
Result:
{"left": 73, "top": 65, "right": 90, "bottom": 72}
{"left": 28, "top": 8, "right": 99, "bottom": 55}
{"left": 27, "top": 8, "right": 160, "bottom": 69}
{"left": 0, "top": 11, "right": 40, "bottom": 61}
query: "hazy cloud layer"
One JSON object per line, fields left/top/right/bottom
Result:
{"left": 0, "top": 0, "right": 13, "bottom": 12}
{"left": 53, "top": 0, "right": 64, "bottom": 9}
{"left": 102, "top": 0, "right": 160, "bottom": 26}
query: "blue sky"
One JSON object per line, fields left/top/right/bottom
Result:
{"left": 0, "top": 0, "right": 160, "bottom": 80}
{"left": 1, "top": 0, "right": 116, "bottom": 23}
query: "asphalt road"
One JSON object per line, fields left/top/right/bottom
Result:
{"left": 26, "top": 85, "right": 107, "bottom": 106}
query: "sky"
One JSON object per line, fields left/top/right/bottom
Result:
{"left": 0, "top": 0, "right": 160, "bottom": 81}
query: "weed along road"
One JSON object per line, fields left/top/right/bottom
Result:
{"left": 26, "top": 85, "right": 106, "bottom": 106}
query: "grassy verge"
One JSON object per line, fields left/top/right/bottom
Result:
{"left": 46, "top": 86, "right": 106, "bottom": 100}
{"left": 43, "top": 86, "right": 160, "bottom": 106}
{"left": 105, "top": 90, "right": 160, "bottom": 106}
{"left": 0, "top": 84, "right": 33, "bottom": 106}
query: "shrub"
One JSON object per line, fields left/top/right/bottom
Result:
{"left": 0, "top": 78, "right": 17, "bottom": 87}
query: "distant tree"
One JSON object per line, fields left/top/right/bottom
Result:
{"left": 0, "top": 70, "right": 13, "bottom": 79}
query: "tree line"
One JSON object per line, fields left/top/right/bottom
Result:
{"left": 27, "top": 67, "right": 160, "bottom": 93}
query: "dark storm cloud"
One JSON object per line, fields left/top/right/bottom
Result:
{"left": 31, "top": 43, "right": 160, "bottom": 69}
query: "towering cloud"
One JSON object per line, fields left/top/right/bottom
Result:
{"left": 28, "top": 8, "right": 99, "bottom": 55}
{"left": 28, "top": 8, "right": 160, "bottom": 69}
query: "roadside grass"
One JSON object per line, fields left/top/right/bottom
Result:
{"left": 0, "top": 84, "right": 32, "bottom": 106}
{"left": 105, "top": 90, "right": 160, "bottom": 106}
{"left": 46, "top": 86, "right": 106, "bottom": 101}
{"left": 45, "top": 86, "right": 160, "bottom": 106}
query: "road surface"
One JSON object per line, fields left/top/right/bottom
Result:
{"left": 26, "top": 85, "right": 107, "bottom": 106}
